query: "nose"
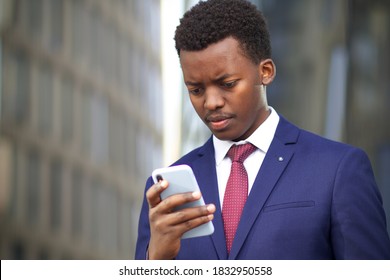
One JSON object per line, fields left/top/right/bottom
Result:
{"left": 204, "top": 87, "right": 224, "bottom": 111}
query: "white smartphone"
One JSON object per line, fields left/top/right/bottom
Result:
{"left": 152, "top": 164, "right": 214, "bottom": 239}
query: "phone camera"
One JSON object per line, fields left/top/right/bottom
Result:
{"left": 156, "top": 175, "right": 163, "bottom": 182}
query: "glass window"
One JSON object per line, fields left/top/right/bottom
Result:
{"left": 9, "top": 0, "right": 20, "bottom": 29}
{"left": 143, "top": 0, "right": 152, "bottom": 46}
{"left": 115, "top": 33, "right": 124, "bottom": 90}
{"left": 150, "top": 0, "right": 161, "bottom": 55}
{"left": 90, "top": 94, "right": 109, "bottom": 165}
{"left": 129, "top": 200, "right": 140, "bottom": 257}
{"left": 81, "top": 90, "right": 91, "bottom": 159}
{"left": 136, "top": 126, "right": 149, "bottom": 180}
{"left": 61, "top": 78, "right": 74, "bottom": 143}
{"left": 25, "top": 0, "right": 43, "bottom": 44}
{"left": 89, "top": 179, "right": 100, "bottom": 247}
{"left": 26, "top": 150, "right": 41, "bottom": 226}
{"left": 139, "top": 54, "right": 148, "bottom": 108}
{"left": 88, "top": 9, "right": 100, "bottom": 74}
{"left": 49, "top": 0, "right": 64, "bottom": 52}
{"left": 140, "top": 55, "right": 148, "bottom": 109}
{"left": 125, "top": 117, "right": 135, "bottom": 179}
{"left": 118, "top": 197, "right": 132, "bottom": 257}
{"left": 106, "top": 189, "right": 118, "bottom": 254}
{"left": 15, "top": 53, "right": 30, "bottom": 124}
{"left": 109, "top": 109, "right": 118, "bottom": 168}
{"left": 71, "top": 0, "right": 87, "bottom": 66}
{"left": 1, "top": 50, "right": 30, "bottom": 123}
{"left": 149, "top": 64, "right": 163, "bottom": 131}
{"left": 118, "top": 36, "right": 128, "bottom": 93}
{"left": 98, "top": 186, "right": 109, "bottom": 253}
{"left": 49, "top": 159, "right": 62, "bottom": 231}
{"left": 118, "top": 115, "right": 128, "bottom": 174}
{"left": 82, "top": 177, "right": 91, "bottom": 244}
{"left": 109, "top": 110, "right": 126, "bottom": 172}
{"left": 8, "top": 144, "right": 19, "bottom": 218}
{"left": 37, "top": 249, "right": 49, "bottom": 260}
{"left": 10, "top": 240, "right": 25, "bottom": 260}
{"left": 71, "top": 169, "right": 83, "bottom": 237}
{"left": 1, "top": 50, "right": 16, "bottom": 120}
{"left": 125, "top": 41, "right": 133, "bottom": 96}
{"left": 108, "top": 25, "right": 117, "bottom": 84}
{"left": 129, "top": 45, "right": 139, "bottom": 99}
{"left": 37, "top": 65, "right": 53, "bottom": 136}
{"left": 101, "top": 16, "right": 110, "bottom": 78}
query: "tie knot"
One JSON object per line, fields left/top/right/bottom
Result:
{"left": 227, "top": 143, "right": 257, "bottom": 163}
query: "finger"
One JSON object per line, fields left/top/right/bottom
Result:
{"left": 158, "top": 191, "right": 202, "bottom": 213}
{"left": 146, "top": 180, "right": 168, "bottom": 208}
{"left": 170, "top": 203, "right": 216, "bottom": 226}
{"left": 176, "top": 211, "right": 215, "bottom": 234}
{"left": 149, "top": 191, "right": 199, "bottom": 222}
{"left": 153, "top": 203, "right": 215, "bottom": 236}
{"left": 150, "top": 205, "right": 215, "bottom": 241}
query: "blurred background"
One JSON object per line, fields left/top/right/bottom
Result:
{"left": 0, "top": 0, "right": 389, "bottom": 259}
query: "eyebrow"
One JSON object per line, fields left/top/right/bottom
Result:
{"left": 185, "top": 73, "right": 236, "bottom": 86}
{"left": 184, "top": 81, "right": 202, "bottom": 87}
{"left": 215, "top": 73, "right": 235, "bottom": 82}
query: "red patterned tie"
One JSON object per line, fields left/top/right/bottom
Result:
{"left": 222, "top": 143, "right": 257, "bottom": 254}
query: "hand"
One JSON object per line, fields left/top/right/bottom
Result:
{"left": 146, "top": 179, "right": 216, "bottom": 260}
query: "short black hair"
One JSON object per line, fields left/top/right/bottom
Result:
{"left": 174, "top": 0, "right": 271, "bottom": 64}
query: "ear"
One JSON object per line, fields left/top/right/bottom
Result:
{"left": 258, "top": 59, "right": 276, "bottom": 86}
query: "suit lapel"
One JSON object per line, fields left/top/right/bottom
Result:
{"left": 192, "top": 138, "right": 228, "bottom": 259}
{"left": 229, "top": 117, "right": 300, "bottom": 259}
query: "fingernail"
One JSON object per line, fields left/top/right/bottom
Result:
{"left": 160, "top": 180, "right": 167, "bottom": 188}
{"left": 192, "top": 191, "right": 201, "bottom": 199}
{"left": 207, "top": 214, "right": 214, "bottom": 221}
{"left": 207, "top": 204, "right": 216, "bottom": 212}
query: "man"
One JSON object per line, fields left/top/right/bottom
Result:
{"left": 135, "top": 0, "right": 390, "bottom": 259}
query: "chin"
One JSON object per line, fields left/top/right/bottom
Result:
{"left": 212, "top": 131, "right": 242, "bottom": 142}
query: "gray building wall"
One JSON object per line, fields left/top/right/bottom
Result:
{"left": 0, "top": 0, "right": 163, "bottom": 259}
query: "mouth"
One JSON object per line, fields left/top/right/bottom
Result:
{"left": 205, "top": 113, "right": 235, "bottom": 131}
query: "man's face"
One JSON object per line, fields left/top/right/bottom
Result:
{"left": 180, "top": 37, "right": 273, "bottom": 141}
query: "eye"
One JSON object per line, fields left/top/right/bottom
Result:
{"left": 222, "top": 81, "right": 237, "bottom": 88}
{"left": 188, "top": 87, "right": 204, "bottom": 96}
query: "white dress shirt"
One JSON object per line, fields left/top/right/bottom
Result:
{"left": 213, "top": 107, "right": 280, "bottom": 208}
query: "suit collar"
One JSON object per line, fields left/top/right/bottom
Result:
{"left": 273, "top": 115, "right": 300, "bottom": 145}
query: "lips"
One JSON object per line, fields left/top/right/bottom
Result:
{"left": 205, "top": 113, "right": 235, "bottom": 131}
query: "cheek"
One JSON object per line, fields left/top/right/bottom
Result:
{"left": 235, "top": 88, "right": 262, "bottom": 115}
{"left": 189, "top": 96, "right": 205, "bottom": 117}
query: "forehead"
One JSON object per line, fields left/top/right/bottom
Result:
{"left": 179, "top": 37, "right": 251, "bottom": 80}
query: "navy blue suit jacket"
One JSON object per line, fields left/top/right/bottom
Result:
{"left": 135, "top": 117, "right": 390, "bottom": 259}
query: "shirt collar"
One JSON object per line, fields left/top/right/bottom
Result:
{"left": 213, "top": 106, "right": 280, "bottom": 165}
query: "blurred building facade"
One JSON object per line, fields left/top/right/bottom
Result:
{"left": 180, "top": 0, "right": 390, "bottom": 231}
{"left": 264, "top": 0, "right": 390, "bottom": 232}
{"left": 0, "top": 0, "right": 162, "bottom": 259}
